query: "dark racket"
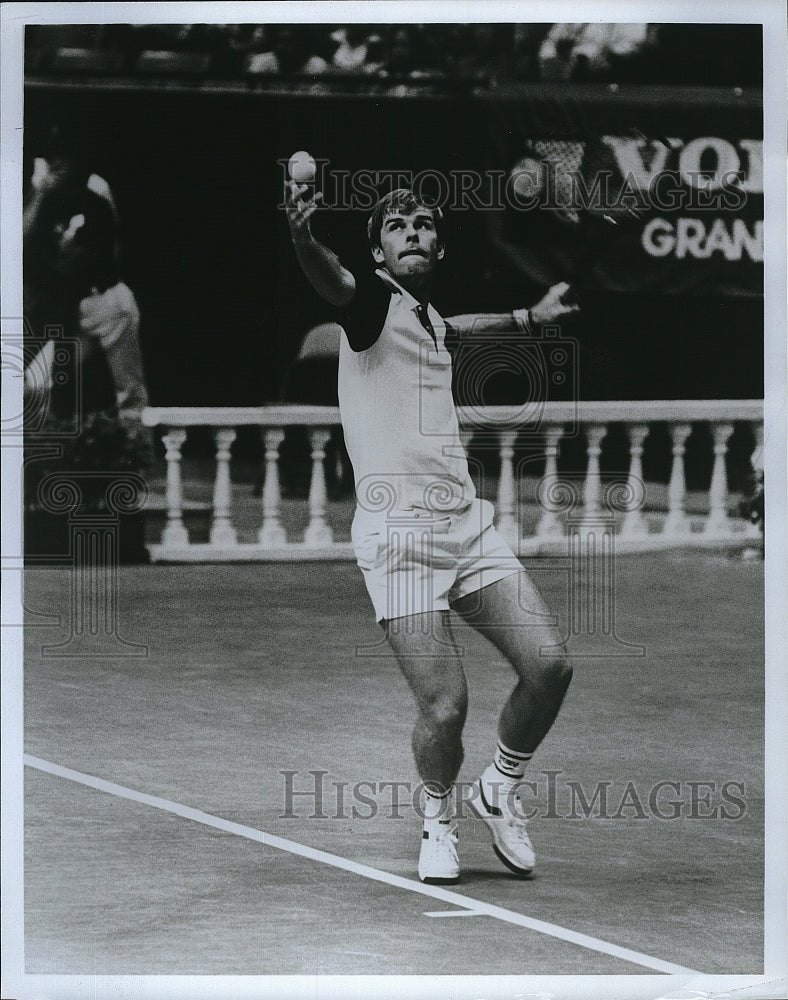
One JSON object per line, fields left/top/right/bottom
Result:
{"left": 518, "top": 127, "right": 672, "bottom": 306}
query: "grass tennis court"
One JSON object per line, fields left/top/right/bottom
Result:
{"left": 22, "top": 550, "right": 763, "bottom": 975}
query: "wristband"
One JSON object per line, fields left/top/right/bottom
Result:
{"left": 512, "top": 308, "right": 534, "bottom": 335}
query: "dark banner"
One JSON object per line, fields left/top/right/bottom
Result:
{"left": 484, "top": 86, "right": 763, "bottom": 298}
{"left": 24, "top": 83, "right": 763, "bottom": 406}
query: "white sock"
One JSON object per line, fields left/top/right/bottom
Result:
{"left": 481, "top": 741, "right": 532, "bottom": 811}
{"left": 421, "top": 785, "right": 454, "bottom": 824}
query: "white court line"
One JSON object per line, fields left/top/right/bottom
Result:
{"left": 25, "top": 753, "right": 699, "bottom": 976}
{"left": 424, "top": 909, "right": 484, "bottom": 918}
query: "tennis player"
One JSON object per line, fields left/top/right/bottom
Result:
{"left": 287, "top": 180, "right": 578, "bottom": 884}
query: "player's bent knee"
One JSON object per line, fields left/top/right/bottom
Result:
{"left": 536, "top": 649, "right": 573, "bottom": 694}
{"left": 420, "top": 694, "right": 468, "bottom": 737}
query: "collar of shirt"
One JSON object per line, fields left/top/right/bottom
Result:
{"left": 374, "top": 268, "right": 428, "bottom": 314}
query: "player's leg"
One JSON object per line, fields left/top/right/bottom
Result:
{"left": 383, "top": 610, "right": 468, "bottom": 884}
{"left": 384, "top": 610, "right": 468, "bottom": 790}
{"left": 452, "top": 571, "right": 572, "bottom": 755}
{"left": 451, "top": 571, "right": 571, "bottom": 876}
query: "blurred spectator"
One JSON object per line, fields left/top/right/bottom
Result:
{"left": 212, "top": 24, "right": 271, "bottom": 74}
{"left": 511, "top": 24, "right": 553, "bottom": 80}
{"left": 246, "top": 25, "right": 329, "bottom": 76}
{"left": 363, "top": 33, "right": 388, "bottom": 75}
{"left": 606, "top": 24, "right": 661, "bottom": 84}
{"left": 572, "top": 23, "right": 652, "bottom": 82}
{"left": 77, "top": 282, "right": 149, "bottom": 432}
{"left": 538, "top": 23, "right": 583, "bottom": 81}
{"left": 24, "top": 21, "right": 760, "bottom": 87}
{"left": 329, "top": 25, "right": 385, "bottom": 74}
{"left": 24, "top": 129, "right": 117, "bottom": 344}
{"left": 538, "top": 23, "right": 651, "bottom": 81}
{"left": 24, "top": 125, "right": 151, "bottom": 445}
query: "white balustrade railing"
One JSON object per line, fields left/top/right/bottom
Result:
{"left": 141, "top": 401, "right": 763, "bottom": 562}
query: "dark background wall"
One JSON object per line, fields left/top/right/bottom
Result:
{"left": 24, "top": 83, "right": 764, "bottom": 408}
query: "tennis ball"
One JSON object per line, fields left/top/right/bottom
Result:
{"left": 288, "top": 151, "right": 317, "bottom": 184}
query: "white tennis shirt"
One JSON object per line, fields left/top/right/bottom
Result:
{"left": 337, "top": 268, "right": 476, "bottom": 515}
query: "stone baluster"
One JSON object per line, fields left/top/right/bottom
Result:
{"left": 161, "top": 428, "right": 189, "bottom": 547}
{"left": 496, "top": 429, "right": 518, "bottom": 545}
{"left": 258, "top": 428, "right": 286, "bottom": 547}
{"left": 704, "top": 422, "right": 734, "bottom": 536}
{"left": 581, "top": 424, "right": 607, "bottom": 524}
{"left": 304, "top": 428, "right": 333, "bottom": 546}
{"left": 663, "top": 423, "right": 692, "bottom": 536}
{"left": 536, "top": 425, "right": 565, "bottom": 538}
{"left": 210, "top": 428, "right": 237, "bottom": 546}
{"left": 620, "top": 423, "right": 650, "bottom": 538}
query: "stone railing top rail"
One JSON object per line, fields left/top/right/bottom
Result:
{"left": 142, "top": 400, "right": 764, "bottom": 428}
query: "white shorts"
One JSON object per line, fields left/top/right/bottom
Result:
{"left": 351, "top": 498, "right": 522, "bottom": 623}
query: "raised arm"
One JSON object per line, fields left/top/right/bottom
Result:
{"left": 286, "top": 180, "right": 356, "bottom": 307}
{"left": 445, "top": 282, "right": 579, "bottom": 338}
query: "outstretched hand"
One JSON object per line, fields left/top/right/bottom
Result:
{"left": 530, "top": 282, "right": 580, "bottom": 326}
{"left": 286, "top": 180, "right": 322, "bottom": 241}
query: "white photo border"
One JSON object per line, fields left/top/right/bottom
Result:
{"left": 2, "top": 3, "right": 786, "bottom": 999}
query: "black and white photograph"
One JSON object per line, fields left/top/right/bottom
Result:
{"left": 1, "top": 2, "right": 786, "bottom": 999}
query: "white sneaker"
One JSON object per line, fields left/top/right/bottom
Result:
{"left": 468, "top": 779, "right": 535, "bottom": 878}
{"left": 418, "top": 819, "right": 460, "bottom": 884}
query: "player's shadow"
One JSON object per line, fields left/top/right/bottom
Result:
{"left": 456, "top": 868, "right": 535, "bottom": 883}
